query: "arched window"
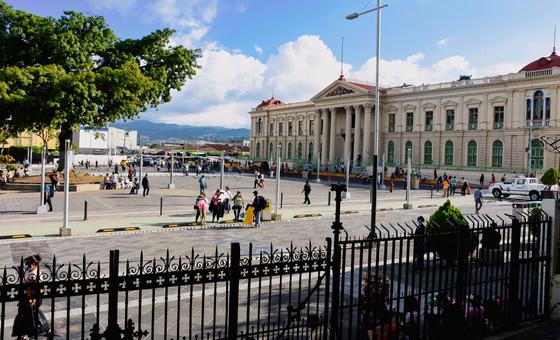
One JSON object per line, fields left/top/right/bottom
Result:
{"left": 256, "top": 142, "right": 261, "bottom": 158}
{"left": 308, "top": 142, "right": 314, "bottom": 160}
{"left": 423, "top": 141, "right": 433, "bottom": 165}
{"left": 297, "top": 142, "right": 303, "bottom": 160}
{"left": 404, "top": 141, "right": 413, "bottom": 164}
{"left": 467, "top": 140, "right": 477, "bottom": 167}
{"left": 269, "top": 143, "right": 273, "bottom": 159}
{"left": 444, "top": 141, "right": 454, "bottom": 166}
{"left": 533, "top": 90, "right": 544, "bottom": 120}
{"left": 387, "top": 141, "right": 395, "bottom": 165}
{"left": 531, "top": 139, "right": 544, "bottom": 170}
{"left": 492, "top": 140, "right": 503, "bottom": 168}
{"left": 287, "top": 143, "right": 292, "bottom": 160}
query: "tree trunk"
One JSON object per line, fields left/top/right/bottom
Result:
{"left": 57, "top": 127, "right": 73, "bottom": 171}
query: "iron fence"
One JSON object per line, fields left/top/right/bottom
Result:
{"left": 0, "top": 184, "right": 553, "bottom": 340}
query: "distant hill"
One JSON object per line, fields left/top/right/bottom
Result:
{"left": 111, "top": 120, "right": 249, "bottom": 142}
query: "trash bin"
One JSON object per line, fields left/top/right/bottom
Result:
{"left": 261, "top": 199, "right": 272, "bottom": 221}
{"left": 512, "top": 201, "right": 541, "bottom": 220}
{"left": 411, "top": 178, "right": 420, "bottom": 190}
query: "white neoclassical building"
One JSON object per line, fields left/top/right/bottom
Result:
{"left": 249, "top": 50, "right": 560, "bottom": 176}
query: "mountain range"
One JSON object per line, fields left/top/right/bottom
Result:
{"left": 111, "top": 120, "right": 250, "bottom": 143}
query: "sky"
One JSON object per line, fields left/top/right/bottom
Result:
{"left": 6, "top": 0, "right": 560, "bottom": 128}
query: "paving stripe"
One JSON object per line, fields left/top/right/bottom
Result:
{"left": 292, "top": 213, "right": 322, "bottom": 218}
{"left": 417, "top": 204, "right": 438, "bottom": 208}
{"left": 0, "top": 234, "right": 31, "bottom": 240}
{"left": 97, "top": 227, "right": 141, "bottom": 233}
{"left": 341, "top": 211, "right": 359, "bottom": 215}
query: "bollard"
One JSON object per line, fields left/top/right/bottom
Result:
{"left": 280, "top": 192, "right": 283, "bottom": 209}
{"left": 431, "top": 186, "right": 433, "bottom": 199}
{"left": 160, "top": 197, "right": 163, "bottom": 216}
{"left": 84, "top": 200, "right": 88, "bottom": 221}
{"left": 328, "top": 191, "right": 331, "bottom": 206}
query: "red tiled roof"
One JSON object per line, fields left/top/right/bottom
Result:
{"left": 347, "top": 81, "right": 376, "bottom": 92}
{"left": 520, "top": 51, "right": 560, "bottom": 72}
{"left": 256, "top": 97, "right": 283, "bottom": 108}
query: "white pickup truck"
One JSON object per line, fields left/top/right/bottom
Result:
{"left": 489, "top": 177, "right": 546, "bottom": 201}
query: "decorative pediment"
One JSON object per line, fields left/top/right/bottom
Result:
{"left": 421, "top": 102, "right": 437, "bottom": 110}
{"left": 464, "top": 98, "right": 482, "bottom": 106}
{"left": 325, "top": 86, "right": 355, "bottom": 97}
{"left": 402, "top": 104, "right": 416, "bottom": 112}
{"left": 385, "top": 104, "right": 398, "bottom": 112}
{"left": 311, "top": 79, "right": 371, "bottom": 101}
{"left": 442, "top": 100, "right": 458, "bottom": 107}
{"left": 489, "top": 95, "right": 508, "bottom": 103}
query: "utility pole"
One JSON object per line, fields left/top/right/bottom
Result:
{"left": 60, "top": 139, "right": 72, "bottom": 236}
{"left": 220, "top": 151, "right": 225, "bottom": 189}
{"left": 36, "top": 144, "right": 48, "bottom": 214}
{"left": 275, "top": 144, "right": 282, "bottom": 219}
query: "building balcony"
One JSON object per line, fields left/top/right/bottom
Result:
{"left": 424, "top": 124, "right": 432, "bottom": 132}
{"left": 525, "top": 120, "right": 550, "bottom": 128}
{"left": 468, "top": 123, "right": 477, "bottom": 130}
{"left": 388, "top": 127, "right": 395, "bottom": 133}
{"left": 493, "top": 122, "right": 503, "bottom": 129}
{"left": 446, "top": 123, "right": 454, "bottom": 131}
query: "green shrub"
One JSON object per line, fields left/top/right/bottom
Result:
{"left": 6, "top": 164, "right": 17, "bottom": 171}
{"left": 427, "top": 200, "right": 478, "bottom": 261}
{"left": 540, "top": 168, "right": 559, "bottom": 186}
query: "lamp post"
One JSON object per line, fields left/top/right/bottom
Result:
{"left": 60, "top": 139, "right": 72, "bottom": 236}
{"left": 346, "top": 1, "right": 388, "bottom": 231}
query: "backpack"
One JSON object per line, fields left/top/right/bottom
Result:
{"left": 256, "top": 196, "right": 267, "bottom": 210}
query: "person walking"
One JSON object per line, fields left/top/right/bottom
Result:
{"left": 198, "top": 175, "right": 207, "bottom": 194}
{"left": 49, "top": 170, "right": 59, "bottom": 195}
{"left": 450, "top": 176, "right": 457, "bottom": 196}
{"left": 44, "top": 184, "right": 53, "bottom": 212}
{"left": 479, "top": 174, "right": 485, "bottom": 188}
{"left": 252, "top": 190, "right": 266, "bottom": 229}
{"left": 491, "top": 173, "right": 496, "bottom": 184}
{"left": 474, "top": 187, "right": 483, "bottom": 213}
{"left": 302, "top": 180, "right": 311, "bottom": 205}
{"left": 12, "top": 254, "right": 51, "bottom": 339}
{"left": 461, "top": 177, "right": 468, "bottom": 196}
{"left": 196, "top": 192, "right": 209, "bottom": 225}
{"left": 224, "top": 186, "right": 233, "bottom": 214}
{"left": 442, "top": 179, "right": 449, "bottom": 198}
{"left": 141, "top": 174, "right": 150, "bottom": 197}
{"left": 413, "top": 216, "right": 427, "bottom": 270}
{"left": 232, "top": 191, "right": 244, "bottom": 221}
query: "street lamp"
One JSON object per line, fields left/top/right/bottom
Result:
{"left": 346, "top": 1, "right": 388, "bottom": 233}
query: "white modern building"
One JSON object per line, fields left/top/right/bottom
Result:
{"left": 249, "top": 49, "right": 560, "bottom": 176}
{"left": 73, "top": 127, "right": 138, "bottom": 155}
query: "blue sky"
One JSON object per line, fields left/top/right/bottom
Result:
{"left": 6, "top": 0, "right": 560, "bottom": 128}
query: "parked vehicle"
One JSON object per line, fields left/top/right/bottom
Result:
{"left": 489, "top": 177, "right": 546, "bottom": 200}
{"left": 249, "top": 161, "right": 270, "bottom": 173}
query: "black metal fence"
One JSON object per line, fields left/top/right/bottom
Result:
{"left": 0, "top": 186, "right": 553, "bottom": 340}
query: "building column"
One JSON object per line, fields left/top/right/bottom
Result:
{"left": 363, "top": 104, "right": 372, "bottom": 165}
{"left": 313, "top": 109, "right": 321, "bottom": 162}
{"left": 321, "top": 109, "right": 329, "bottom": 167}
{"left": 344, "top": 106, "right": 352, "bottom": 162}
{"left": 329, "top": 108, "right": 337, "bottom": 164}
{"left": 353, "top": 105, "right": 362, "bottom": 164}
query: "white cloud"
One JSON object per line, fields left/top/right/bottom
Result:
{"left": 145, "top": 35, "right": 522, "bottom": 128}
{"left": 254, "top": 45, "right": 263, "bottom": 55}
{"left": 436, "top": 38, "right": 449, "bottom": 47}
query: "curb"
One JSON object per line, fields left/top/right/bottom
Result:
{"left": 0, "top": 234, "right": 31, "bottom": 240}
{"left": 97, "top": 227, "right": 140, "bottom": 233}
{"left": 417, "top": 204, "right": 438, "bottom": 208}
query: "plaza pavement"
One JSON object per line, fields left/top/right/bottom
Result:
{"left": 0, "top": 173, "right": 519, "bottom": 267}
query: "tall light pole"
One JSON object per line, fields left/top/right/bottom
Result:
{"left": 60, "top": 139, "right": 72, "bottom": 236}
{"left": 347, "top": 1, "right": 388, "bottom": 231}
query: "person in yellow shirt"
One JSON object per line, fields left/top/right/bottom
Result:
{"left": 442, "top": 180, "right": 449, "bottom": 198}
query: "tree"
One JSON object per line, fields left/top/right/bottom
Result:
{"left": 0, "top": 1, "right": 200, "bottom": 169}
{"left": 540, "top": 167, "right": 559, "bottom": 189}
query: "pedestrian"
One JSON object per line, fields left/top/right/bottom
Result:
{"left": 511, "top": 171, "right": 517, "bottom": 179}
{"left": 141, "top": 174, "right": 150, "bottom": 197}
{"left": 198, "top": 174, "right": 207, "bottom": 194}
{"left": 461, "top": 177, "right": 468, "bottom": 196}
{"left": 500, "top": 174, "right": 506, "bottom": 182}
{"left": 302, "top": 180, "right": 311, "bottom": 205}
{"left": 259, "top": 172, "right": 265, "bottom": 188}
{"left": 252, "top": 190, "right": 266, "bottom": 229}
{"left": 450, "top": 176, "right": 457, "bottom": 196}
{"left": 474, "top": 187, "right": 483, "bottom": 213}
{"left": 129, "top": 177, "right": 139, "bottom": 194}
{"left": 414, "top": 216, "right": 427, "bottom": 270}
{"left": 210, "top": 189, "right": 223, "bottom": 223}
{"left": 232, "top": 191, "right": 244, "bottom": 221}
{"left": 49, "top": 170, "right": 59, "bottom": 194}
{"left": 224, "top": 186, "right": 233, "bottom": 214}
{"left": 253, "top": 171, "right": 260, "bottom": 189}
{"left": 44, "top": 184, "right": 53, "bottom": 211}
{"left": 196, "top": 192, "right": 209, "bottom": 225}
{"left": 110, "top": 171, "right": 118, "bottom": 189}
{"left": 491, "top": 173, "right": 496, "bottom": 184}
{"left": 479, "top": 174, "right": 485, "bottom": 188}
{"left": 442, "top": 179, "right": 449, "bottom": 198}
{"left": 12, "top": 254, "right": 51, "bottom": 339}
{"left": 433, "top": 168, "right": 437, "bottom": 180}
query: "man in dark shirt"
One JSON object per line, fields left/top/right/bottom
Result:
{"left": 252, "top": 190, "right": 266, "bottom": 228}
{"left": 302, "top": 180, "right": 311, "bottom": 204}
{"left": 141, "top": 174, "right": 150, "bottom": 197}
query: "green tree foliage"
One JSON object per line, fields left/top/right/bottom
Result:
{"left": 0, "top": 1, "right": 200, "bottom": 168}
{"left": 540, "top": 167, "right": 559, "bottom": 186}
{"left": 427, "top": 200, "right": 478, "bottom": 261}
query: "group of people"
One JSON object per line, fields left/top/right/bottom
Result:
{"left": 253, "top": 171, "right": 265, "bottom": 188}
{"left": 194, "top": 187, "right": 267, "bottom": 228}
